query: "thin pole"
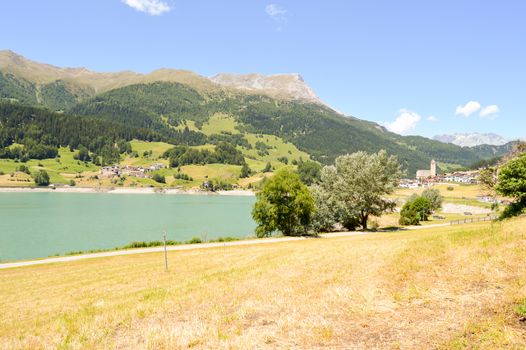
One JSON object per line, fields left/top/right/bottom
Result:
{"left": 163, "top": 231, "right": 168, "bottom": 271}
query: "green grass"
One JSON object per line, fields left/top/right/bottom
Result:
{"left": 0, "top": 147, "right": 99, "bottom": 185}
{"left": 200, "top": 113, "right": 240, "bottom": 135}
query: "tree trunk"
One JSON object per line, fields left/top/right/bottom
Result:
{"left": 361, "top": 213, "right": 368, "bottom": 230}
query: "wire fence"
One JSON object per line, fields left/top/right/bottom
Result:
{"left": 450, "top": 215, "right": 498, "bottom": 225}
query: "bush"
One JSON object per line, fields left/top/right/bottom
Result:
{"left": 262, "top": 162, "right": 272, "bottom": 173}
{"left": 516, "top": 299, "right": 526, "bottom": 320}
{"left": 152, "top": 173, "right": 166, "bottom": 183}
{"left": 32, "top": 170, "right": 50, "bottom": 186}
{"left": 69, "top": 179, "right": 76, "bottom": 186}
{"left": 399, "top": 196, "right": 433, "bottom": 225}
{"left": 447, "top": 186, "right": 454, "bottom": 191}
{"left": 174, "top": 172, "right": 193, "bottom": 181}
{"left": 421, "top": 188, "right": 443, "bottom": 211}
{"left": 240, "top": 163, "right": 251, "bottom": 178}
{"left": 399, "top": 205, "right": 420, "bottom": 225}
{"left": 17, "top": 165, "right": 30, "bottom": 174}
{"left": 187, "top": 237, "right": 202, "bottom": 244}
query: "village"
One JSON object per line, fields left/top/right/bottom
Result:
{"left": 99, "top": 163, "right": 165, "bottom": 179}
{"left": 399, "top": 159, "right": 479, "bottom": 189}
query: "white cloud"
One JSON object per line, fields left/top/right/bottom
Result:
{"left": 266, "top": 4, "right": 287, "bottom": 18}
{"left": 480, "top": 104, "right": 500, "bottom": 118}
{"left": 384, "top": 109, "right": 421, "bottom": 135}
{"left": 427, "top": 116, "right": 438, "bottom": 122}
{"left": 122, "top": 0, "right": 171, "bottom": 16}
{"left": 455, "top": 100, "right": 481, "bottom": 117}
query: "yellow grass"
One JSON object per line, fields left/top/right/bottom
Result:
{"left": 393, "top": 183, "right": 487, "bottom": 200}
{"left": 1, "top": 217, "right": 525, "bottom": 349}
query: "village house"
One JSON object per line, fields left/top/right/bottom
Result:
{"left": 100, "top": 165, "right": 120, "bottom": 178}
{"left": 441, "top": 172, "right": 478, "bottom": 184}
{"left": 399, "top": 179, "right": 420, "bottom": 188}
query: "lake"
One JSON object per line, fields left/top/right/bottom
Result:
{"left": 0, "top": 192, "right": 257, "bottom": 261}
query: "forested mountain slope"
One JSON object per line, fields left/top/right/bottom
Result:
{"left": 70, "top": 81, "right": 512, "bottom": 174}
{"left": 0, "top": 51, "right": 514, "bottom": 175}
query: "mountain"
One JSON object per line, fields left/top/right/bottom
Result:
{"left": 0, "top": 50, "right": 515, "bottom": 176}
{"left": 210, "top": 73, "right": 321, "bottom": 104}
{"left": 433, "top": 133, "right": 510, "bottom": 147}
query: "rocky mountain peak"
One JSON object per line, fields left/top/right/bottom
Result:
{"left": 210, "top": 73, "right": 321, "bottom": 104}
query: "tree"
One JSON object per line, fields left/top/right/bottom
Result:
{"left": 409, "top": 197, "right": 433, "bottom": 221}
{"left": 297, "top": 160, "right": 322, "bottom": 185}
{"left": 421, "top": 188, "right": 443, "bottom": 212}
{"left": 152, "top": 173, "right": 166, "bottom": 184}
{"left": 495, "top": 154, "right": 526, "bottom": 218}
{"left": 74, "top": 145, "right": 91, "bottom": 162}
{"left": 240, "top": 163, "right": 251, "bottom": 178}
{"left": 17, "top": 165, "right": 30, "bottom": 174}
{"left": 32, "top": 170, "right": 50, "bottom": 186}
{"left": 262, "top": 162, "right": 272, "bottom": 173}
{"left": 309, "top": 185, "right": 338, "bottom": 232}
{"left": 398, "top": 196, "right": 432, "bottom": 225}
{"left": 399, "top": 202, "right": 421, "bottom": 225}
{"left": 318, "top": 151, "right": 401, "bottom": 230}
{"left": 252, "top": 168, "right": 315, "bottom": 237}
{"left": 479, "top": 167, "right": 498, "bottom": 191}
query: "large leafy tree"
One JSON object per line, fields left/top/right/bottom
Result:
{"left": 318, "top": 150, "right": 401, "bottom": 230}
{"left": 495, "top": 154, "right": 526, "bottom": 218}
{"left": 252, "top": 168, "right": 315, "bottom": 237}
{"left": 297, "top": 160, "right": 322, "bottom": 185}
{"left": 421, "top": 188, "right": 443, "bottom": 212}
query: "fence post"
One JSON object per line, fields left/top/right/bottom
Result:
{"left": 163, "top": 231, "right": 168, "bottom": 271}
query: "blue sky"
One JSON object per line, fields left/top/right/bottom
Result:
{"left": 1, "top": 0, "right": 524, "bottom": 139}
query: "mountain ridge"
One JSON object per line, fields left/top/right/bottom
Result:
{"left": 434, "top": 133, "right": 510, "bottom": 147}
{"left": 0, "top": 50, "right": 321, "bottom": 103}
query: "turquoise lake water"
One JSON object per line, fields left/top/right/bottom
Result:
{"left": 0, "top": 193, "right": 257, "bottom": 261}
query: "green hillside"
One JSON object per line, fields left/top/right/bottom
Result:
{"left": 69, "top": 81, "right": 512, "bottom": 174}
{"left": 0, "top": 51, "right": 515, "bottom": 178}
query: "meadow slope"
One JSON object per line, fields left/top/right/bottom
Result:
{"left": 1, "top": 218, "right": 525, "bottom": 349}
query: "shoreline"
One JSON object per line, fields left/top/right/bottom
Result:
{"left": 0, "top": 186, "right": 255, "bottom": 196}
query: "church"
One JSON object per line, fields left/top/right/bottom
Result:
{"left": 416, "top": 160, "right": 437, "bottom": 181}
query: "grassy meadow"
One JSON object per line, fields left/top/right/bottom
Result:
{"left": 1, "top": 217, "right": 525, "bottom": 349}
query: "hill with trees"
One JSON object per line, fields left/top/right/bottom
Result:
{"left": 0, "top": 50, "right": 515, "bottom": 178}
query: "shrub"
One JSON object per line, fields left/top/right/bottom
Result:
{"left": 399, "top": 204, "right": 420, "bottom": 225}
{"left": 447, "top": 186, "right": 454, "bottom": 191}
{"left": 262, "top": 162, "right": 272, "bottom": 173}
{"left": 17, "top": 165, "right": 30, "bottom": 174}
{"left": 516, "top": 299, "right": 526, "bottom": 320}
{"left": 152, "top": 173, "right": 166, "bottom": 183}
{"left": 174, "top": 172, "right": 193, "bottom": 181}
{"left": 187, "top": 237, "right": 202, "bottom": 244}
{"left": 240, "top": 163, "right": 251, "bottom": 178}
{"left": 421, "top": 188, "right": 443, "bottom": 211}
{"left": 32, "top": 170, "right": 50, "bottom": 186}
{"left": 69, "top": 179, "right": 76, "bottom": 186}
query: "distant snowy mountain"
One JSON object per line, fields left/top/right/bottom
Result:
{"left": 433, "top": 133, "right": 509, "bottom": 147}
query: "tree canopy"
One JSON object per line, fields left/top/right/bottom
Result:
{"left": 316, "top": 150, "right": 401, "bottom": 230}
{"left": 252, "top": 168, "right": 315, "bottom": 237}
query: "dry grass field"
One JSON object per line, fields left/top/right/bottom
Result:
{"left": 1, "top": 217, "right": 525, "bottom": 349}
